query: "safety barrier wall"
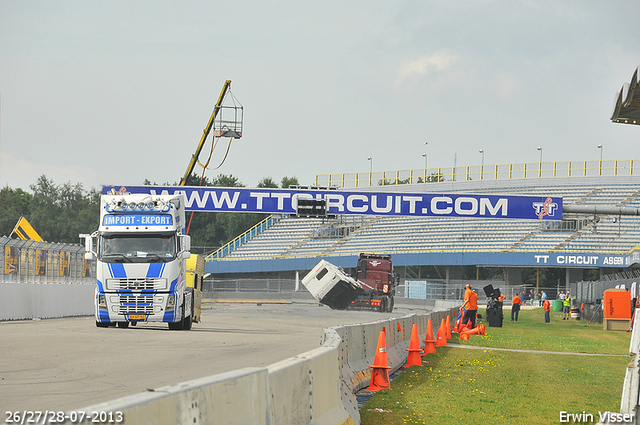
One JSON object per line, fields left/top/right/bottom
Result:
{"left": 0, "top": 282, "right": 94, "bottom": 321}
{"left": 600, "top": 306, "right": 640, "bottom": 425}
{"left": 22, "top": 302, "right": 458, "bottom": 425}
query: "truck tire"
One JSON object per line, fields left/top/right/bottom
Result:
{"left": 182, "top": 314, "right": 192, "bottom": 330}
{"left": 117, "top": 322, "right": 129, "bottom": 328}
{"left": 168, "top": 321, "right": 182, "bottom": 330}
{"left": 379, "top": 297, "right": 387, "bottom": 313}
{"left": 387, "top": 296, "right": 394, "bottom": 313}
{"left": 96, "top": 321, "right": 110, "bottom": 328}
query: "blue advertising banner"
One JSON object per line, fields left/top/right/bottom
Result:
{"left": 102, "top": 185, "right": 563, "bottom": 221}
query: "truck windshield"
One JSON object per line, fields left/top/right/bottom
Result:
{"left": 99, "top": 234, "right": 177, "bottom": 263}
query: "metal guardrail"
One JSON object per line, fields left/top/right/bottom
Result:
{"left": 315, "top": 159, "right": 639, "bottom": 188}
{"left": 0, "top": 236, "right": 93, "bottom": 284}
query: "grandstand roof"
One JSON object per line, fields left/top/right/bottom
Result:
{"left": 611, "top": 66, "right": 640, "bottom": 125}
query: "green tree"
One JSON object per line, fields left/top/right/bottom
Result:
{"left": 0, "top": 186, "right": 33, "bottom": 237}
{"left": 280, "top": 176, "right": 299, "bottom": 188}
{"left": 28, "top": 175, "right": 100, "bottom": 243}
{"left": 257, "top": 177, "right": 278, "bottom": 188}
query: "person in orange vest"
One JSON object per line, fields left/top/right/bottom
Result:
{"left": 543, "top": 297, "right": 551, "bottom": 323}
{"left": 511, "top": 293, "right": 522, "bottom": 321}
{"left": 461, "top": 283, "right": 479, "bottom": 329}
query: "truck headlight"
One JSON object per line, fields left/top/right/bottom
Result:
{"left": 98, "top": 295, "right": 107, "bottom": 311}
{"left": 166, "top": 294, "right": 175, "bottom": 310}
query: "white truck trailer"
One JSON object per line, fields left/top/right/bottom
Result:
{"left": 82, "top": 192, "right": 196, "bottom": 330}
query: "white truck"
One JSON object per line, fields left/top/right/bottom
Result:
{"left": 302, "top": 260, "right": 364, "bottom": 310}
{"left": 302, "top": 254, "right": 396, "bottom": 312}
{"left": 81, "top": 192, "right": 196, "bottom": 330}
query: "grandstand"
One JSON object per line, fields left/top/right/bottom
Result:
{"left": 205, "top": 171, "right": 640, "bottom": 288}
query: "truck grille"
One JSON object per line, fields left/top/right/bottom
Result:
{"left": 118, "top": 295, "right": 155, "bottom": 314}
{"left": 106, "top": 278, "right": 167, "bottom": 291}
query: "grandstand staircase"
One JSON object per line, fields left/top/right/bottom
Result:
{"left": 549, "top": 188, "right": 640, "bottom": 251}
{"left": 318, "top": 217, "right": 380, "bottom": 256}
{"left": 616, "top": 189, "right": 640, "bottom": 207}
{"left": 576, "top": 187, "right": 601, "bottom": 204}
{"left": 280, "top": 238, "right": 309, "bottom": 257}
{"left": 552, "top": 221, "right": 597, "bottom": 251}
{"left": 504, "top": 229, "right": 539, "bottom": 252}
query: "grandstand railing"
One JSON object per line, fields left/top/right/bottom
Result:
{"left": 315, "top": 159, "right": 639, "bottom": 188}
{"left": 207, "top": 215, "right": 280, "bottom": 260}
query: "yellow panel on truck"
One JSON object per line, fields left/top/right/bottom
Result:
{"left": 186, "top": 254, "right": 204, "bottom": 323}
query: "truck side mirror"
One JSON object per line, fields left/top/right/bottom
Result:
{"left": 80, "top": 233, "right": 96, "bottom": 260}
{"left": 179, "top": 234, "right": 191, "bottom": 259}
{"left": 182, "top": 234, "right": 191, "bottom": 252}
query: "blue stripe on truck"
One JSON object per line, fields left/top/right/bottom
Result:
{"left": 146, "top": 263, "right": 165, "bottom": 278}
{"left": 108, "top": 263, "right": 127, "bottom": 278}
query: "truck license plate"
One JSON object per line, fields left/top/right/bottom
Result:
{"left": 128, "top": 314, "right": 146, "bottom": 320}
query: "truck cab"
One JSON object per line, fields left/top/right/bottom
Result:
{"left": 353, "top": 253, "right": 396, "bottom": 312}
{"left": 83, "top": 193, "right": 195, "bottom": 330}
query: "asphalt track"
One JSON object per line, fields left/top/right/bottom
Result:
{"left": 0, "top": 302, "right": 413, "bottom": 414}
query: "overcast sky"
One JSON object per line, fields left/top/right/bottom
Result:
{"left": 1, "top": 1, "right": 639, "bottom": 192}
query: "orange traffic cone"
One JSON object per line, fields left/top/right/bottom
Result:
{"left": 365, "top": 330, "right": 391, "bottom": 391}
{"left": 405, "top": 324, "right": 423, "bottom": 367}
{"left": 445, "top": 315, "right": 452, "bottom": 339}
{"left": 398, "top": 322, "right": 402, "bottom": 332}
{"left": 461, "top": 324, "right": 486, "bottom": 338}
{"left": 422, "top": 319, "right": 437, "bottom": 354}
{"left": 454, "top": 311, "right": 464, "bottom": 333}
{"left": 460, "top": 331, "right": 470, "bottom": 340}
{"left": 435, "top": 318, "right": 447, "bottom": 347}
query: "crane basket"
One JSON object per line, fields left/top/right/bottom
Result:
{"left": 213, "top": 91, "right": 243, "bottom": 139}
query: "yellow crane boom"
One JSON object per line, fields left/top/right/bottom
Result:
{"left": 179, "top": 79, "right": 232, "bottom": 186}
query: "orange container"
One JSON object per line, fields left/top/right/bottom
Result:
{"left": 603, "top": 289, "right": 631, "bottom": 319}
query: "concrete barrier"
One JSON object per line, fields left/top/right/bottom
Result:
{"left": 1, "top": 288, "right": 458, "bottom": 425}
{"left": 0, "top": 283, "right": 94, "bottom": 321}
{"left": 599, "top": 306, "right": 640, "bottom": 425}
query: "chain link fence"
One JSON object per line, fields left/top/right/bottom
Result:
{"left": 1, "top": 236, "right": 93, "bottom": 284}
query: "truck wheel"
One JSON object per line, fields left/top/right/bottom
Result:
{"left": 182, "top": 314, "right": 192, "bottom": 330}
{"left": 117, "top": 322, "right": 129, "bottom": 328}
{"left": 96, "top": 321, "right": 110, "bottom": 328}
{"left": 379, "top": 298, "right": 387, "bottom": 313}
{"left": 168, "top": 321, "right": 181, "bottom": 330}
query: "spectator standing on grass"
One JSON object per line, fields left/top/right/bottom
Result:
{"left": 461, "top": 284, "right": 479, "bottom": 329}
{"left": 543, "top": 297, "right": 551, "bottom": 323}
{"left": 559, "top": 291, "right": 566, "bottom": 301}
{"left": 529, "top": 289, "right": 535, "bottom": 306}
{"left": 563, "top": 292, "right": 572, "bottom": 320}
{"left": 511, "top": 293, "right": 522, "bottom": 321}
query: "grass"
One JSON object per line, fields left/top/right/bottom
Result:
{"left": 360, "top": 308, "right": 631, "bottom": 425}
